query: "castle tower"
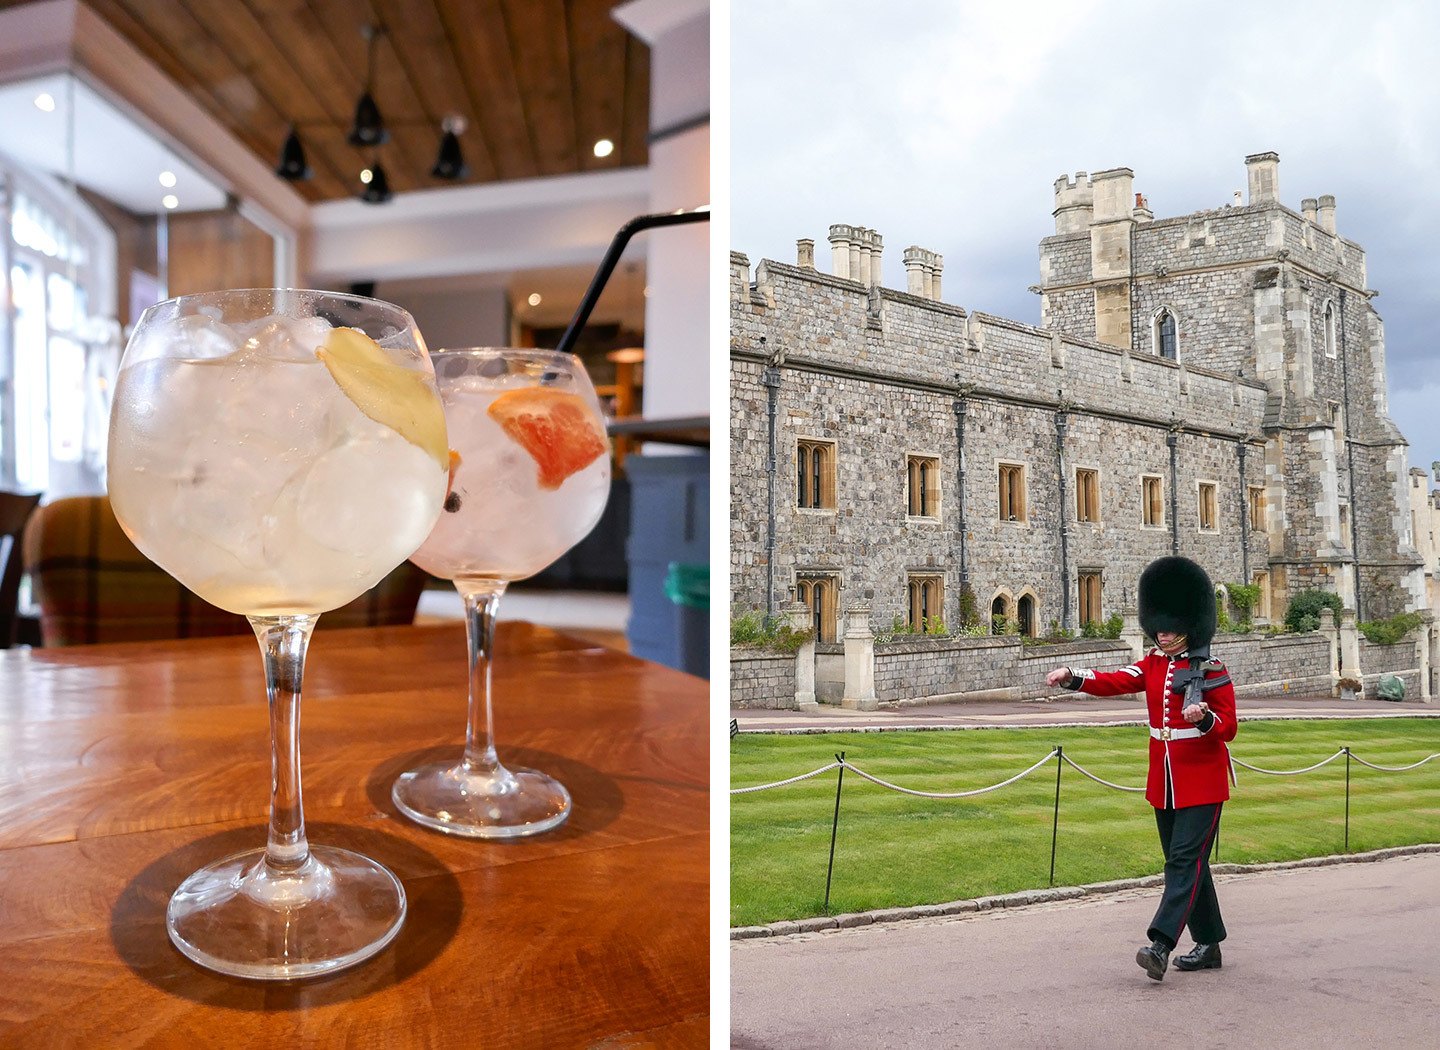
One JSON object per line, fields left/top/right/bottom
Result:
{"left": 1038, "top": 152, "right": 1423, "bottom": 618}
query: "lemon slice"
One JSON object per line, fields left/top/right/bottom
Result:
{"left": 316, "top": 328, "right": 448, "bottom": 470}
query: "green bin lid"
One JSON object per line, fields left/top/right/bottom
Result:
{"left": 664, "top": 562, "right": 710, "bottom": 610}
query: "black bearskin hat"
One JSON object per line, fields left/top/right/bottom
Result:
{"left": 1138, "top": 556, "right": 1217, "bottom": 649}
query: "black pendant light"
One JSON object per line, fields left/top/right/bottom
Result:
{"left": 361, "top": 160, "right": 393, "bottom": 204}
{"left": 431, "top": 116, "right": 469, "bottom": 180}
{"left": 275, "top": 126, "right": 311, "bottom": 180}
{"left": 347, "top": 26, "right": 389, "bottom": 147}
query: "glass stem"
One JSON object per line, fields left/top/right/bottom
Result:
{"left": 457, "top": 579, "right": 507, "bottom": 774}
{"left": 250, "top": 614, "right": 318, "bottom": 873}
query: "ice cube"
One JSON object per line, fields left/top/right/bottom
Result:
{"left": 240, "top": 315, "right": 332, "bottom": 362}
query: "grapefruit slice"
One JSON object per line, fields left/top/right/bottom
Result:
{"left": 487, "top": 388, "right": 608, "bottom": 490}
{"left": 316, "top": 328, "right": 448, "bottom": 470}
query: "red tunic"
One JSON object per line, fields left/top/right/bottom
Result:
{"left": 1074, "top": 648, "right": 1238, "bottom": 809}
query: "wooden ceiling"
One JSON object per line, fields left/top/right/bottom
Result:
{"left": 9, "top": 0, "right": 650, "bottom": 203}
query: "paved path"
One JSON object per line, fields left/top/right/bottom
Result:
{"left": 730, "top": 852, "right": 1440, "bottom": 1049}
{"left": 734, "top": 694, "right": 1437, "bottom": 732}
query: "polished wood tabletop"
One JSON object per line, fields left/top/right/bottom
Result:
{"left": 0, "top": 622, "right": 709, "bottom": 1047}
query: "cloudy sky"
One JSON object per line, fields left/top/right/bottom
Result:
{"left": 731, "top": 0, "right": 1440, "bottom": 471}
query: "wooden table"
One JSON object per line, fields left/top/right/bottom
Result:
{"left": 0, "top": 623, "right": 710, "bottom": 1046}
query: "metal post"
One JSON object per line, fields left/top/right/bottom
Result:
{"left": 824, "top": 751, "right": 846, "bottom": 913}
{"left": 1344, "top": 746, "right": 1351, "bottom": 852}
{"left": 1049, "top": 746, "right": 1063, "bottom": 886}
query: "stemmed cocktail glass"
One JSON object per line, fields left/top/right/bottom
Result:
{"left": 108, "top": 288, "right": 449, "bottom": 979}
{"left": 394, "top": 347, "right": 610, "bottom": 838}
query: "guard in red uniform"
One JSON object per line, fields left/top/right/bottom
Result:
{"left": 1046, "top": 556, "right": 1237, "bottom": 982}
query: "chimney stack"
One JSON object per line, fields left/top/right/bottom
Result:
{"left": 1317, "top": 194, "right": 1337, "bottom": 234}
{"left": 902, "top": 246, "right": 944, "bottom": 300}
{"left": 796, "top": 238, "right": 815, "bottom": 268}
{"left": 1245, "top": 151, "right": 1280, "bottom": 205}
{"left": 1301, "top": 198, "right": 1318, "bottom": 224}
{"left": 828, "top": 224, "right": 854, "bottom": 279}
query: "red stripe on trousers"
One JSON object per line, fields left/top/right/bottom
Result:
{"left": 1177, "top": 806, "right": 1222, "bottom": 940}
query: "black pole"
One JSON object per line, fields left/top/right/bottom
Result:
{"left": 555, "top": 208, "right": 710, "bottom": 357}
{"left": 1344, "top": 746, "right": 1351, "bottom": 852}
{"left": 824, "top": 751, "right": 846, "bottom": 914}
{"left": 1049, "top": 746, "right": 1062, "bottom": 886}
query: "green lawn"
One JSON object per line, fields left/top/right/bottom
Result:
{"left": 729, "top": 720, "right": 1440, "bottom": 927}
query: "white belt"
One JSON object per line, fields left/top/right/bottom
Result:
{"left": 1150, "top": 726, "right": 1202, "bottom": 741}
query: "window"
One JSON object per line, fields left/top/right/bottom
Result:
{"left": 3, "top": 164, "right": 117, "bottom": 495}
{"left": 1075, "top": 468, "right": 1100, "bottom": 523}
{"left": 907, "top": 455, "right": 940, "bottom": 518}
{"left": 1142, "top": 475, "right": 1165, "bottom": 527}
{"left": 990, "top": 595, "right": 1011, "bottom": 635}
{"left": 1154, "top": 308, "right": 1178, "bottom": 361}
{"left": 907, "top": 574, "right": 944, "bottom": 632}
{"left": 796, "top": 439, "right": 836, "bottom": 509}
{"left": 1323, "top": 301, "right": 1337, "bottom": 359}
{"left": 998, "top": 463, "right": 1027, "bottom": 522}
{"left": 1017, "top": 593, "right": 1036, "bottom": 638}
{"left": 1329, "top": 401, "right": 1344, "bottom": 447}
{"left": 1078, "top": 571, "right": 1102, "bottom": 627}
{"left": 1198, "top": 482, "right": 1218, "bottom": 532}
{"left": 795, "top": 575, "right": 839, "bottom": 643}
{"left": 1248, "top": 485, "right": 1266, "bottom": 530}
{"left": 1253, "top": 571, "right": 1272, "bottom": 621}
{"left": 1338, "top": 502, "right": 1350, "bottom": 547}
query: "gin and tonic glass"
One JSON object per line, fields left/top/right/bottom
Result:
{"left": 394, "top": 347, "right": 610, "bottom": 837}
{"left": 108, "top": 288, "right": 449, "bottom": 979}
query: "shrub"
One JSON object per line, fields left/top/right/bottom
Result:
{"left": 1295, "top": 613, "right": 1320, "bottom": 633}
{"left": 957, "top": 582, "right": 981, "bottom": 632}
{"left": 1285, "top": 590, "right": 1342, "bottom": 632}
{"left": 731, "top": 611, "right": 765, "bottom": 646}
{"left": 730, "top": 610, "right": 813, "bottom": 652}
{"left": 1359, "top": 611, "right": 1425, "bottom": 646}
{"left": 923, "top": 616, "right": 948, "bottom": 636}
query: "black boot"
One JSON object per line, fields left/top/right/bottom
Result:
{"left": 1136, "top": 939, "right": 1170, "bottom": 981}
{"left": 1173, "top": 943, "right": 1222, "bottom": 971}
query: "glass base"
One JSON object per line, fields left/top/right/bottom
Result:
{"left": 392, "top": 760, "right": 572, "bottom": 839}
{"left": 166, "top": 845, "right": 406, "bottom": 981}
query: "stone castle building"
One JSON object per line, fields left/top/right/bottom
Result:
{"left": 730, "top": 153, "right": 1428, "bottom": 643}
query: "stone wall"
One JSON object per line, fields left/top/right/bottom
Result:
{"left": 1358, "top": 635, "right": 1423, "bottom": 700}
{"left": 1209, "top": 633, "right": 1333, "bottom": 698}
{"left": 730, "top": 649, "right": 797, "bottom": 710}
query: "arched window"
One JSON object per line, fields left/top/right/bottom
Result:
{"left": 796, "top": 575, "right": 838, "bottom": 642}
{"left": 1153, "top": 308, "right": 1178, "bottom": 361}
{"left": 990, "top": 596, "right": 1007, "bottom": 635}
{"left": 907, "top": 574, "right": 944, "bottom": 632}
{"left": 1323, "top": 301, "right": 1337, "bottom": 359}
{"left": 1017, "top": 594, "right": 1036, "bottom": 638}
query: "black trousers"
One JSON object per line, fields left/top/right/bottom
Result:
{"left": 1148, "top": 802, "right": 1226, "bottom": 950}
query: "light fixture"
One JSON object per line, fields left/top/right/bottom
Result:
{"left": 273, "top": 23, "right": 474, "bottom": 202}
{"left": 527, "top": 293, "right": 542, "bottom": 306}
{"left": 360, "top": 161, "right": 393, "bottom": 204}
{"left": 275, "top": 127, "right": 311, "bottom": 181}
{"left": 347, "top": 26, "right": 388, "bottom": 147}
{"left": 431, "top": 115, "right": 469, "bottom": 180}
{"left": 159, "top": 171, "right": 177, "bottom": 188}
{"left": 593, "top": 138, "right": 615, "bottom": 158}
{"left": 162, "top": 194, "right": 179, "bottom": 210}
{"left": 34, "top": 93, "right": 55, "bottom": 112}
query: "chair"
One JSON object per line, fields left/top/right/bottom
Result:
{"left": 22, "top": 495, "right": 429, "bottom": 646}
{"left": 0, "top": 490, "right": 43, "bottom": 648}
